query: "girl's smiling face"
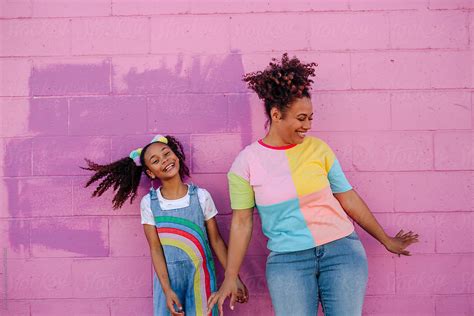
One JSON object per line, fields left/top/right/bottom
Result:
{"left": 143, "top": 142, "right": 180, "bottom": 180}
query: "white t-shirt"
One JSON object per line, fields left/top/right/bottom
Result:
{"left": 140, "top": 184, "right": 218, "bottom": 226}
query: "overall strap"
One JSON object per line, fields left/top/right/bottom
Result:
{"left": 149, "top": 187, "right": 162, "bottom": 218}
{"left": 188, "top": 183, "right": 204, "bottom": 219}
{"left": 149, "top": 187, "right": 158, "bottom": 200}
{"left": 188, "top": 183, "right": 197, "bottom": 196}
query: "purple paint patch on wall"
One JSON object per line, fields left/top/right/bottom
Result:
{"left": 30, "top": 217, "right": 109, "bottom": 257}
{"left": 29, "top": 60, "right": 111, "bottom": 96}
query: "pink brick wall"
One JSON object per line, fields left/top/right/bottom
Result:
{"left": 1, "top": 1, "right": 472, "bottom": 315}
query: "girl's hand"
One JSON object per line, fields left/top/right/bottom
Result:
{"left": 207, "top": 276, "right": 240, "bottom": 315}
{"left": 384, "top": 230, "right": 419, "bottom": 257}
{"left": 235, "top": 276, "right": 249, "bottom": 304}
{"left": 164, "top": 289, "right": 184, "bottom": 315}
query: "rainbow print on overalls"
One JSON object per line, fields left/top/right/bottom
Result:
{"left": 151, "top": 184, "right": 218, "bottom": 316}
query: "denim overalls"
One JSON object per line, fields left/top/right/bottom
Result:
{"left": 151, "top": 184, "right": 218, "bottom": 316}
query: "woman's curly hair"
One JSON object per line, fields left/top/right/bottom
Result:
{"left": 243, "top": 53, "right": 317, "bottom": 124}
{"left": 82, "top": 135, "right": 189, "bottom": 210}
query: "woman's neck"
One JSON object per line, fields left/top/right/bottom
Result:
{"left": 262, "top": 126, "right": 290, "bottom": 147}
{"left": 160, "top": 176, "right": 188, "bottom": 200}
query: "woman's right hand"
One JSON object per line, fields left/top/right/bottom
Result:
{"left": 164, "top": 289, "right": 184, "bottom": 315}
{"left": 207, "top": 276, "right": 241, "bottom": 315}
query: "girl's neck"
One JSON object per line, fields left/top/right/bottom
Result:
{"left": 160, "top": 177, "right": 188, "bottom": 200}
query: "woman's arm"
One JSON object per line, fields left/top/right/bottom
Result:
{"left": 334, "top": 189, "right": 418, "bottom": 256}
{"left": 143, "top": 224, "right": 184, "bottom": 315}
{"left": 205, "top": 217, "right": 249, "bottom": 302}
{"left": 207, "top": 208, "right": 253, "bottom": 315}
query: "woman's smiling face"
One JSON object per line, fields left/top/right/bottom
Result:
{"left": 143, "top": 142, "right": 180, "bottom": 180}
{"left": 273, "top": 96, "right": 314, "bottom": 145}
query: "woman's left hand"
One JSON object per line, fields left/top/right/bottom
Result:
{"left": 383, "top": 229, "right": 419, "bottom": 257}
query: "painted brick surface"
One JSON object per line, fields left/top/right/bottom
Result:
{"left": 2, "top": 1, "right": 472, "bottom": 315}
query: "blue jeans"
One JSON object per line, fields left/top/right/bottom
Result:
{"left": 266, "top": 230, "right": 368, "bottom": 316}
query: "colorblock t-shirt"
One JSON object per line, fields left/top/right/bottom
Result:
{"left": 228, "top": 136, "right": 354, "bottom": 252}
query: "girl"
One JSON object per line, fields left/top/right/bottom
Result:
{"left": 83, "top": 134, "right": 248, "bottom": 316}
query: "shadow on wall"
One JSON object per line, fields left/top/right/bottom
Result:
{"left": 4, "top": 53, "right": 252, "bottom": 258}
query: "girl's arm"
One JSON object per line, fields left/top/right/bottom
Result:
{"left": 143, "top": 224, "right": 184, "bottom": 315}
{"left": 205, "top": 217, "right": 229, "bottom": 268}
{"left": 207, "top": 208, "right": 253, "bottom": 315}
{"left": 334, "top": 189, "right": 419, "bottom": 256}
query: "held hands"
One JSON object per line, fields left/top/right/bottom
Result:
{"left": 383, "top": 229, "right": 419, "bottom": 257}
{"left": 207, "top": 275, "right": 248, "bottom": 315}
{"left": 164, "top": 289, "right": 185, "bottom": 315}
{"left": 235, "top": 276, "right": 249, "bottom": 304}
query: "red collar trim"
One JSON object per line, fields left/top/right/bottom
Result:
{"left": 258, "top": 139, "right": 297, "bottom": 150}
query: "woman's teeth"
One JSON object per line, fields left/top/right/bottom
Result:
{"left": 297, "top": 132, "right": 306, "bottom": 138}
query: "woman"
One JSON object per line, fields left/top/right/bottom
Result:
{"left": 207, "top": 54, "right": 418, "bottom": 316}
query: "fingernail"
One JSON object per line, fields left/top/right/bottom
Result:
{"left": 231, "top": 306, "right": 234, "bottom": 310}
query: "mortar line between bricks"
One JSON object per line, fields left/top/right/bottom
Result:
{"left": 389, "top": 92, "right": 393, "bottom": 130}
{"left": 471, "top": 93, "right": 473, "bottom": 129}
{"left": 1, "top": 47, "right": 471, "bottom": 59}
{"left": 17, "top": 88, "right": 474, "bottom": 98}
{"left": 145, "top": 97, "right": 149, "bottom": 132}
{"left": 147, "top": 16, "right": 152, "bottom": 55}
{"left": 434, "top": 215, "right": 439, "bottom": 253}
{"left": 108, "top": 9, "right": 425, "bottom": 18}
{"left": 27, "top": 218, "right": 32, "bottom": 259}
{"left": 2, "top": 248, "right": 7, "bottom": 307}
{"left": 305, "top": 13, "right": 311, "bottom": 51}
{"left": 4, "top": 128, "right": 471, "bottom": 139}
{"left": 428, "top": 8, "right": 474, "bottom": 12}
{"left": 67, "top": 98, "right": 71, "bottom": 136}
{"left": 469, "top": 12, "right": 473, "bottom": 49}
{"left": 431, "top": 131, "right": 435, "bottom": 170}
{"left": 109, "top": 137, "right": 112, "bottom": 163}
{"left": 227, "top": 15, "right": 232, "bottom": 52}
{"left": 108, "top": 57, "right": 112, "bottom": 94}
{"left": 471, "top": 11, "right": 474, "bottom": 50}
{"left": 387, "top": 11, "right": 392, "bottom": 49}
{"left": 68, "top": 18, "right": 72, "bottom": 56}
{"left": 29, "top": 137, "right": 33, "bottom": 176}
{"left": 348, "top": 52, "right": 353, "bottom": 89}
{"left": 107, "top": 217, "right": 111, "bottom": 257}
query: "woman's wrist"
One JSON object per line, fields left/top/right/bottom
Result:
{"left": 379, "top": 233, "right": 391, "bottom": 247}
